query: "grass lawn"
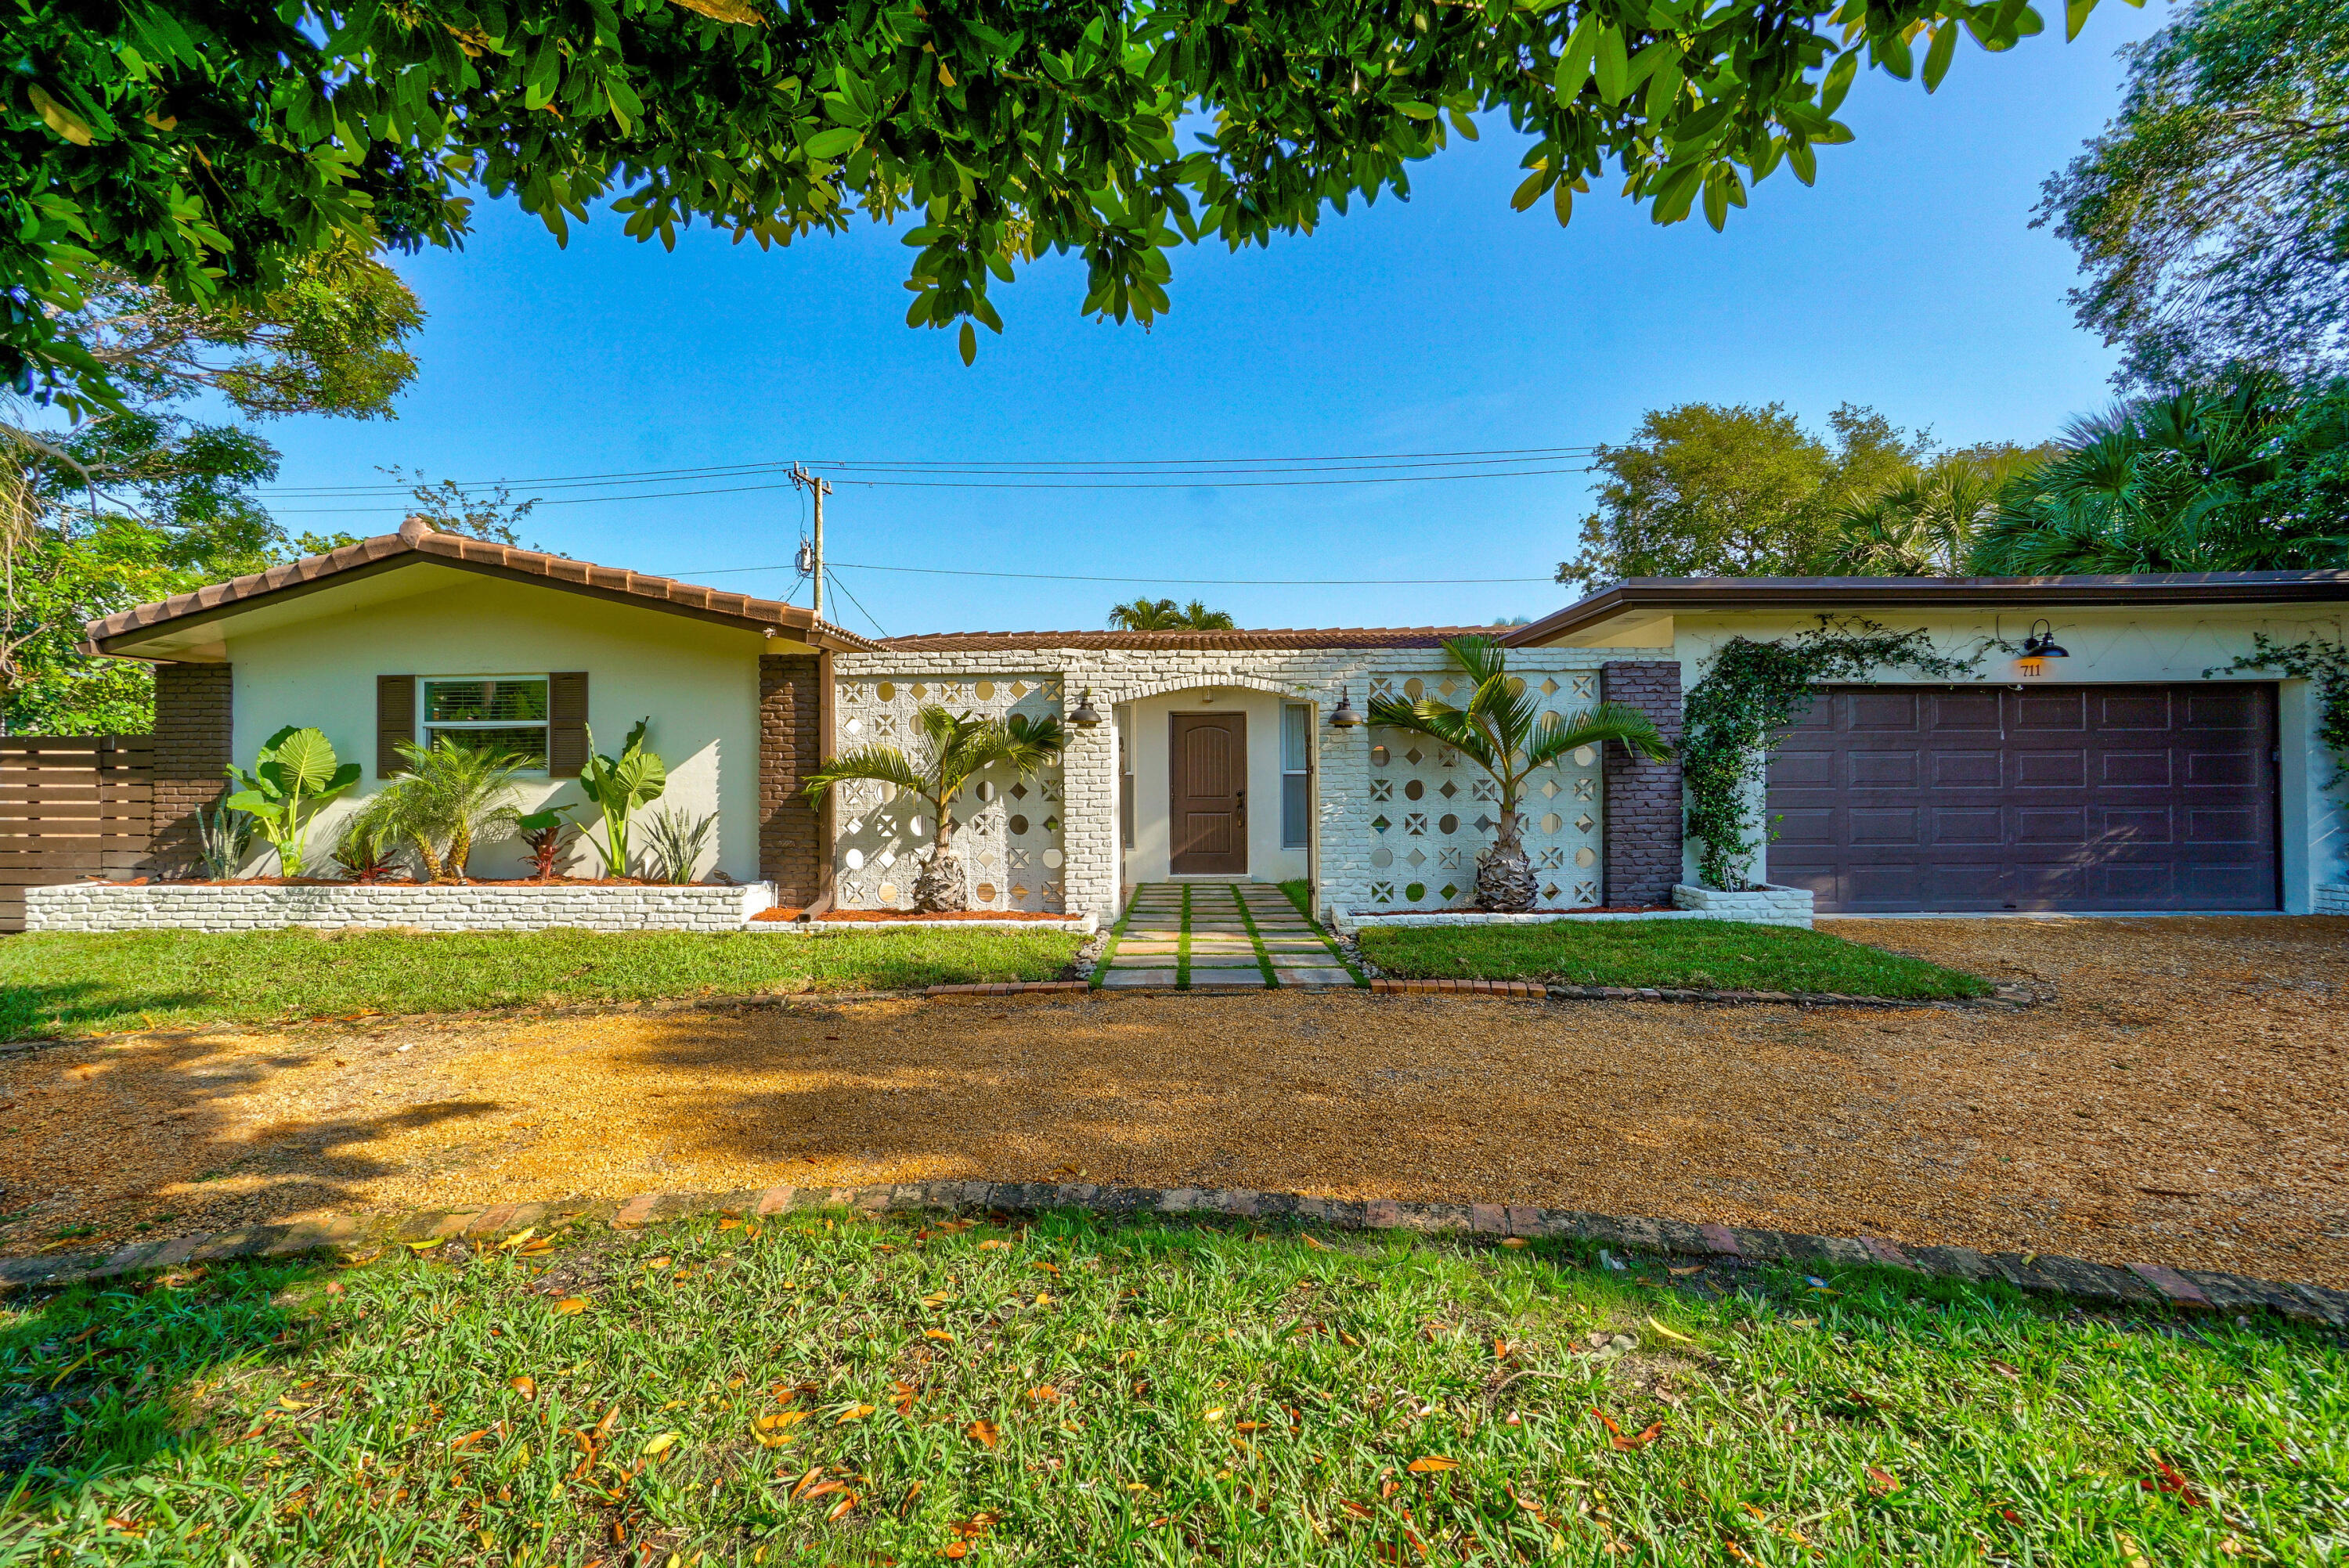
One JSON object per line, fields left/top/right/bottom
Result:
{"left": 0, "top": 927, "right": 1084, "bottom": 1040}
{"left": 1, "top": 1209, "right": 2336, "bottom": 1565}
{"left": 1354, "top": 919, "right": 1991, "bottom": 1000}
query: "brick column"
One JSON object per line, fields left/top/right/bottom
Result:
{"left": 1600, "top": 660, "right": 1683, "bottom": 908}
{"left": 758, "top": 654, "right": 823, "bottom": 903}
{"left": 144, "top": 661, "right": 233, "bottom": 876}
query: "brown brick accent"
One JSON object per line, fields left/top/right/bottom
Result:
{"left": 759, "top": 654, "right": 823, "bottom": 902}
{"left": 144, "top": 662, "right": 232, "bottom": 874}
{"left": 1600, "top": 661, "right": 1683, "bottom": 908}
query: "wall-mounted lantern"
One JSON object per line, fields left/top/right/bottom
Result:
{"left": 1329, "top": 688, "right": 1362, "bottom": 727}
{"left": 1070, "top": 687, "right": 1102, "bottom": 727}
{"left": 2019, "top": 620, "right": 2070, "bottom": 659}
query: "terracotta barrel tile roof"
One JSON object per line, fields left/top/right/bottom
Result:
{"left": 85, "top": 518, "right": 879, "bottom": 654}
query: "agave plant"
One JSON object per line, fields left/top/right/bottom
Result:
{"left": 641, "top": 806, "right": 717, "bottom": 885}
{"left": 802, "top": 705, "right": 1066, "bottom": 911}
{"left": 375, "top": 737, "right": 530, "bottom": 883}
{"left": 223, "top": 726, "right": 362, "bottom": 878}
{"left": 1367, "top": 636, "right": 1672, "bottom": 912}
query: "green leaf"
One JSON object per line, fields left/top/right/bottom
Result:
{"left": 1593, "top": 25, "right": 1629, "bottom": 105}
{"left": 1788, "top": 140, "right": 1817, "bottom": 184}
{"left": 958, "top": 320, "right": 976, "bottom": 365}
{"left": 1394, "top": 100, "right": 1438, "bottom": 120}
{"left": 1552, "top": 175, "right": 1574, "bottom": 226}
{"left": 803, "top": 126, "right": 861, "bottom": 159}
{"left": 269, "top": 728, "right": 344, "bottom": 795}
{"left": 1921, "top": 22, "right": 1958, "bottom": 90}
{"left": 1553, "top": 13, "right": 1601, "bottom": 103}
{"left": 1819, "top": 49, "right": 1860, "bottom": 114}
{"left": 2065, "top": 0, "right": 2097, "bottom": 38}
{"left": 1873, "top": 27, "right": 1914, "bottom": 80}
{"left": 1510, "top": 168, "right": 1550, "bottom": 211}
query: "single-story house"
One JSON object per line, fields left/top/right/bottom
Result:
{"left": 81, "top": 519, "right": 2349, "bottom": 918}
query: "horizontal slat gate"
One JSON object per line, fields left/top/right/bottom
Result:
{"left": 0, "top": 737, "right": 155, "bottom": 931}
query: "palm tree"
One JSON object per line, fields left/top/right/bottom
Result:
{"left": 1968, "top": 380, "right": 2343, "bottom": 575}
{"left": 1368, "top": 636, "right": 1672, "bottom": 912}
{"left": 1828, "top": 452, "right": 2034, "bottom": 575}
{"left": 803, "top": 705, "right": 1067, "bottom": 910}
{"left": 375, "top": 737, "right": 530, "bottom": 883}
{"left": 1107, "top": 597, "right": 1236, "bottom": 631}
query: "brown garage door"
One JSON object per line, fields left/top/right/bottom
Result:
{"left": 1766, "top": 683, "right": 2279, "bottom": 913}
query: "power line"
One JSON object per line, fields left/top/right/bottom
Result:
{"left": 669, "top": 561, "right": 1557, "bottom": 586}
{"left": 261, "top": 464, "right": 1596, "bottom": 514}
{"left": 254, "top": 445, "right": 1604, "bottom": 497}
{"left": 823, "top": 566, "right": 889, "bottom": 639}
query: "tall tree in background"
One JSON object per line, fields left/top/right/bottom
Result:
{"left": 1557, "top": 402, "right": 1929, "bottom": 588}
{"left": 9, "top": 0, "right": 2103, "bottom": 403}
{"left": 1826, "top": 443, "right": 2054, "bottom": 574}
{"left": 2037, "top": 0, "right": 2349, "bottom": 391}
{"left": 1107, "top": 598, "right": 1236, "bottom": 630}
{"left": 0, "top": 245, "right": 424, "bottom": 733}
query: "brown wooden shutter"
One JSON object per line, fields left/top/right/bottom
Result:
{"left": 549, "top": 672, "right": 589, "bottom": 778}
{"left": 377, "top": 675, "right": 416, "bottom": 777}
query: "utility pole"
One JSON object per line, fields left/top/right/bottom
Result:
{"left": 789, "top": 464, "right": 831, "bottom": 618}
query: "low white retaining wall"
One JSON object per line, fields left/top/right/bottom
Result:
{"left": 25, "top": 880, "right": 775, "bottom": 934}
{"left": 754, "top": 913, "right": 1097, "bottom": 935}
{"left": 2319, "top": 885, "right": 2349, "bottom": 916}
{"left": 1671, "top": 883, "right": 1815, "bottom": 928}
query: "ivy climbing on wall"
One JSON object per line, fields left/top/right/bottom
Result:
{"left": 1682, "top": 617, "right": 1980, "bottom": 892}
{"left": 2210, "top": 633, "right": 2349, "bottom": 813}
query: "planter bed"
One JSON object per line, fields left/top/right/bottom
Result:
{"left": 1670, "top": 881, "right": 1814, "bottom": 928}
{"left": 24, "top": 878, "right": 775, "bottom": 935}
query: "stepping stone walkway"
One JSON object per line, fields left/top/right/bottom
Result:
{"left": 1096, "top": 882, "right": 1362, "bottom": 990}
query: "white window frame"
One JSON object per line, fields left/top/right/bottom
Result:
{"left": 417, "top": 674, "right": 554, "bottom": 775}
{"left": 1280, "top": 703, "right": 1312, "bottom": 849}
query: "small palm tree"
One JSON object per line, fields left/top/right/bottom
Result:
{"left": 376, "top": 737, "right": 530, "bottom": 883}
{"left": 1368, "top": 636, "right": 1672, "bottom": 912}
{"left": 1107, "top": 597, "right": 1236, "bottom": 631}
{"left": 803, "top": 705, "right": 1067, "bottom": 911}
{"left": 1830, "top": 451, "right": 2046, "bottom": 576}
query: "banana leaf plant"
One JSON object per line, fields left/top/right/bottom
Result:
{"left": 577, "top": 720, "right": 666, "bottom": 878}
{"left": 1367, "top": 636, "right": 1672, "bottom": 912}
{"left": 222, "top": 726, "right": 361, "bottom": 878}
{"left": 802, "top": 705, "right": 1066, "bottom": 911}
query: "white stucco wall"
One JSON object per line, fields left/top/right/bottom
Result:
{"left": 1118, "top": 687, "right": 1308, "bottom": 885}
{"left": 1661, "top": 605, "right": 2349, "bottom": 911}
{"left": 219, "top": 569, "right": 774, "bottom": 881}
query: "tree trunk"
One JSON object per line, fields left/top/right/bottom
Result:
{"left": 412, "top": 833, "right": 444, "bottom": 885}
{"left": 1474, "top": 805, "right": 1537, "bottom": 913}
{"left": 446, "top": 820, "right": 472, "bottom": 884}
{"left": 914, "top": 805, "right": 970, "bottom": 912}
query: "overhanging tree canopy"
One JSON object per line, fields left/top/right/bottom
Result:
{"left": 9, "top": 0, "right": 2102, "bottom": 406}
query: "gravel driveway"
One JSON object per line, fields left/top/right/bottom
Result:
{"left": 5, "top": 916, "right": 2343, "bottom": 1287}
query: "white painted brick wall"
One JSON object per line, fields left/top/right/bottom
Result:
{"left": 25, "top": 881, "right": 776, "bottom": 935}
{"left": 834, "top": 647, "right": 1676, "bottom": 923}
{"left": 2318, "top": 884, "right": 2349, "bottom": 916}
{"left": 1670, "top": 882, "right": 1815, "bottom": 928}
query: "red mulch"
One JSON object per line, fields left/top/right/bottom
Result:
{"left": 752, "top": 907, "right": 1073, "bottom": 923}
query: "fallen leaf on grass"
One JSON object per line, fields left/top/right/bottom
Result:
{"left": 642, "top": 1433, "right": 680, "bottom": 1458}
{"left": 1303, "top": 1235, "right": 1330, "bottom": 1253}
{"left": 1591, "top": 1411, "right": 1663, "bottom": 1451}
{"left": 2142, "top": 1455, "right": 2205, "bottom": 1508}
{"left": 1644, "top": 1317, "right": 1701, "bottom": 1349}
{"left": 835, "top": 1404, "right": 875, "bottom": 1424}
{"left": 1031, "top": 1260, "right": 1060, "bottom": 1275}
{"left": 509, "top": 1376, "right": 537, "bottom": 1400}
{"left": 551, "top": 1297, "right": 590, "bottom": 1315}
{"left": 923, "top": 1329, "right": 956, "bottom": 1343}
{"left": 921, "top": 1292, "right": 953, "bottom": 1309}
{"left": 787, "top": 1466, "right": 828, "bottom": 1499}
{"left": 497, "top": 1227, "right": 537, "bottom": 1251}
{"left": 1668, "top": 1263, "right": 1706, "bottom": 1277}
{"left": 1406, "top": 1456, "right": 1458, "bottom": 1474}
{"left": 966, "top": 1419, "right": 999, "bottom": 1447}
{"left": 1027, "top": 1386, "right": 1059, "bottom": 1403}
{"left": 979, "top": 1239, "right": 1011, "bottom": 1250}
{"left": 756, "top": 1411, "right": 808, "bottom": 1433}
{"left": 943, "top": 1545, "right": 969, "bottom": 1559}
{"left": 1866, "top": 1466, "right": 1900, "bottom": 1495}
{"left": 1986, "top": 1359, "right": 2022, "bottom": 1379}
{"left": 406, "top": 1238, "right": 445, "bottom": 1252}
{"left": 1499, "top": 1237, "right": 1528, "bottom": 1249}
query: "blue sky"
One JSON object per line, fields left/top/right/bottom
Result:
{"left": 258, "top": 3, "right": 2172, "bottom": 639}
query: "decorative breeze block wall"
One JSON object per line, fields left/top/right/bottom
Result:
{"left": 830, "top": 673, "right": 1068, "bottom": 912}
{"left": 1362, "top": 669, "right": 1605, "bottom": 911}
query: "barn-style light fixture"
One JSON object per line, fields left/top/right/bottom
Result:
{"left": 1069, "top": 687, "right": 1102, "bottom": 727}
{"left": 2019, "top": 620, "right": 2070, "bottom": 659}
{"left": 1329, "top": 688, "right": 1362, "bottom": 727}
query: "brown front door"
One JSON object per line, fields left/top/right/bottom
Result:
{"left": 1170, "top": 713, "right": 1247, "bottom": 874}
{"left": 1766, "top": 683, "right": 2279, "bottom": 912}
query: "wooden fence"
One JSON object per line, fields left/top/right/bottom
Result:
{"left": 0, "top": 737, "right": 154, "bottom": 932}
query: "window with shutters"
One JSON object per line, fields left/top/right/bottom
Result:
{"left": 418, "top": 676, "right": 552, "bottom": 770}
{"left": 1281, "top": 704, "right": 1312, "bottom": 849}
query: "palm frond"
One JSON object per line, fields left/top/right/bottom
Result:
{"left": 1521, "top": 702, "right": 1673, "bottom": 771}
{"left": 803, "top": 743, "right": 927, "bottom": 803}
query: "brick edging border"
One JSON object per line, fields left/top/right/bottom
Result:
{"left": 5, "top": 1179, "right": 2337, "bottom": 1328}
